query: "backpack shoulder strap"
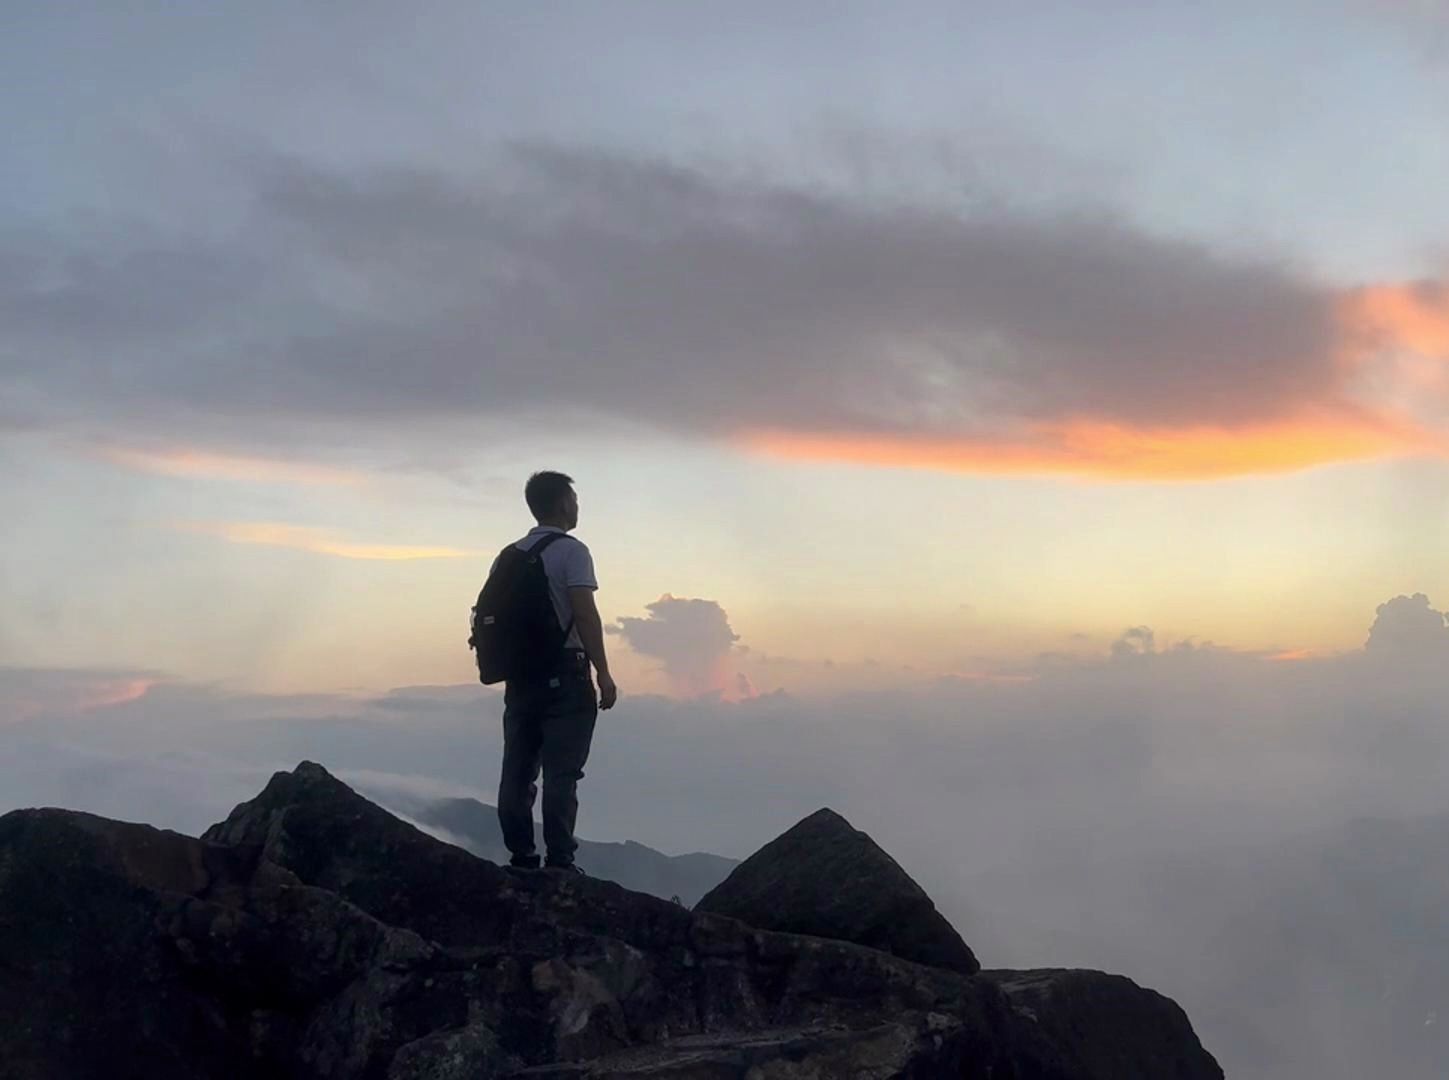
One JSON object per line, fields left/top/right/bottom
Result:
{"left": 527, "top": 531, "right": 578, "bottom": 642}
{"left": 527, "top": 531, "right": 573, "bottom": 558}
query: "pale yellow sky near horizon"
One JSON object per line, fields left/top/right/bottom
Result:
{"left": 4, "top": 429, "right": 1443, "bottom": 698}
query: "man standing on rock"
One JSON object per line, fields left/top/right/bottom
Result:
{"left": 481, "top": 471, "right": 617, "bottom": 873}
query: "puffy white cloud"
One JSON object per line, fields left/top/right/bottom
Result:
{"left": 609, "top": 594, "right": 742, "bottom": 696}
{"left": 1365, "top": 592, "right": 1449, "bottom": 657}
{"left": 1111, "top": 624, "right": 1157, "bottom": 658}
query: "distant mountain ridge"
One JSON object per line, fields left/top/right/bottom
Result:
{"left": 368, "top": 791, "right": 738, "bottom": 906}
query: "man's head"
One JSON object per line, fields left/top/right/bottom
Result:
{"left": 525, "top": 470, "right": 578, "bottom": 530}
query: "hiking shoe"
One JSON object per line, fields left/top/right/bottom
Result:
{"left": 509, "top": 854, "right": 542, "bottom": 870}
{"left": 544, "top": 861, "right": 585, "bottom": 876}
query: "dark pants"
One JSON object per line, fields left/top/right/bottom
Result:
{"left": 498, "top": 651, "right": 598, "bottom": 866}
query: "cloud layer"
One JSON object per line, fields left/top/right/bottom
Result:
{"left": 7, "top": 144, "right": 1445, "bottom": 480}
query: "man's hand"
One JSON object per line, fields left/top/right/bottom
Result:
{"left": 569, "top": 586, "right": 616, "bottom": 709}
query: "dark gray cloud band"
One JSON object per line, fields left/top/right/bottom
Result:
{"left": 3, "top": 144, "right": 1345, "bottom": 453}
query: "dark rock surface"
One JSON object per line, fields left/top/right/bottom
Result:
{"left": 0, "top": 762, "right": 1223, "bottom": 1079}
{"left": 696, "top": 807, "right": 981, "bottom": 976}
{"left": 982, "top": 970, "right": 1224, "bottom": 1080}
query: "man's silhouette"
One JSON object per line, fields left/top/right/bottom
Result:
{"left": 495, "top": 471, "right": 617, "bottom": 873}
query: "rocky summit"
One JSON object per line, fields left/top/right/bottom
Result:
{"left": 697, "top": 807, "right": 980, "bottom": 976}
{"left": 0, "top": 762, "right": 1223, "bottom": 1079}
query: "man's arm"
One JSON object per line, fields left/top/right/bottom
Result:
{"left": 569, "top": 586, "right": 617, "bottom": 710}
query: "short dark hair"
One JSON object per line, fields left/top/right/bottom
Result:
{"left": 525, "top": 471, "right": 574, "bottom": 520}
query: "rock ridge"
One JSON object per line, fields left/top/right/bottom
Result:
{"left": 696, "top": 806, "right": 981, "bottom": 975}
{"left": 0, "top": 761, "right": 1223, "bottom": 1079}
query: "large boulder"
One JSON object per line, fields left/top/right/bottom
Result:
{"left": 696, "top": 807, "right": 981, "bottom": 976}
{"left": 0, "top": 763, "right": 1223, "bottom": 1079}
{"left": 983, "top": 970, "right": 1220, "bottom": 1080}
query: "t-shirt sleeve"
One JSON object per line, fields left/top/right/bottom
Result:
{"left": 562, "top": 539, "right": 598, "bottom": 590}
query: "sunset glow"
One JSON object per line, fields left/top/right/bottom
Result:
{"left": 1343, "top": 283, "right": 1449, "bottom": 358}
{"left": 740, "top": 409, "right": 1444, "bottom": 481}
{"left": 178, "top": 522, "right": 476, "bottom": 561}
{"left": 99, "top": 446, "right": 367, "bottom": 488}
{"left": 1265, "top": 649, "right": 1318, "bottom": 663}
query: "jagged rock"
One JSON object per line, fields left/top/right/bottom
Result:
{"left": 0, "top": 762, "right": 1223, "bottom": 1079}
{"left": 696, "top": 807, "right": 981, "bottom": 976}
{"left": 982, "top": 970, "right": 1219, "bottom": 1080}
{"left": 507, "top": 1020, "right": 977, "bottom": 1078}
{"left": 389, "top": 1024, "right": 509, "bottom": 1080}
{"left": 0, "top": 810, "right": 260, "bottom": 1080}
{"left": 197, "top": 764, "right": 1010, "bottom": 1068}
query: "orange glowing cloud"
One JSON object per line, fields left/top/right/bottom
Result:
{"left": 741, "top": 277, "right": 1449, "bottom": 482}
{"left": 98, "top": 446, "right": 366, "bottom": 487}
{"left": 76, "top": 677, "right": 158, "bottom": 709}
{"left": 741, "top": 407, "right": 1443, "bottom": 482}
{"left": 1269, "top": 643, "right": 1315, "bottom": 661}
{"left": 2, "top": 674, "right": 160, "bottom": 724}
{"left": 178, "top": 522, "right": 475, "bottom": 561}
{"left": 1339, "top": 283, "right": 1449, "bottom": 405}
{"left": 1342, "top": 283, "right": 1449, "bottom": 358}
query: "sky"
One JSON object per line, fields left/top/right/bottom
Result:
{"left": 4, "top": 1, "right": 1449, "bottom": 698}
{"left": 6, "top": 9, "right": 1449, "bottom": 1071}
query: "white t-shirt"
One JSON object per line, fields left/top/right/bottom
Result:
{"left": 495, "top": 526, "right": 597, "bottom": 650}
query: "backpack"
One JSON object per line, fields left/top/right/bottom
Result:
{"left": 468, "top": 531, "right": 575, "bottom": 685}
